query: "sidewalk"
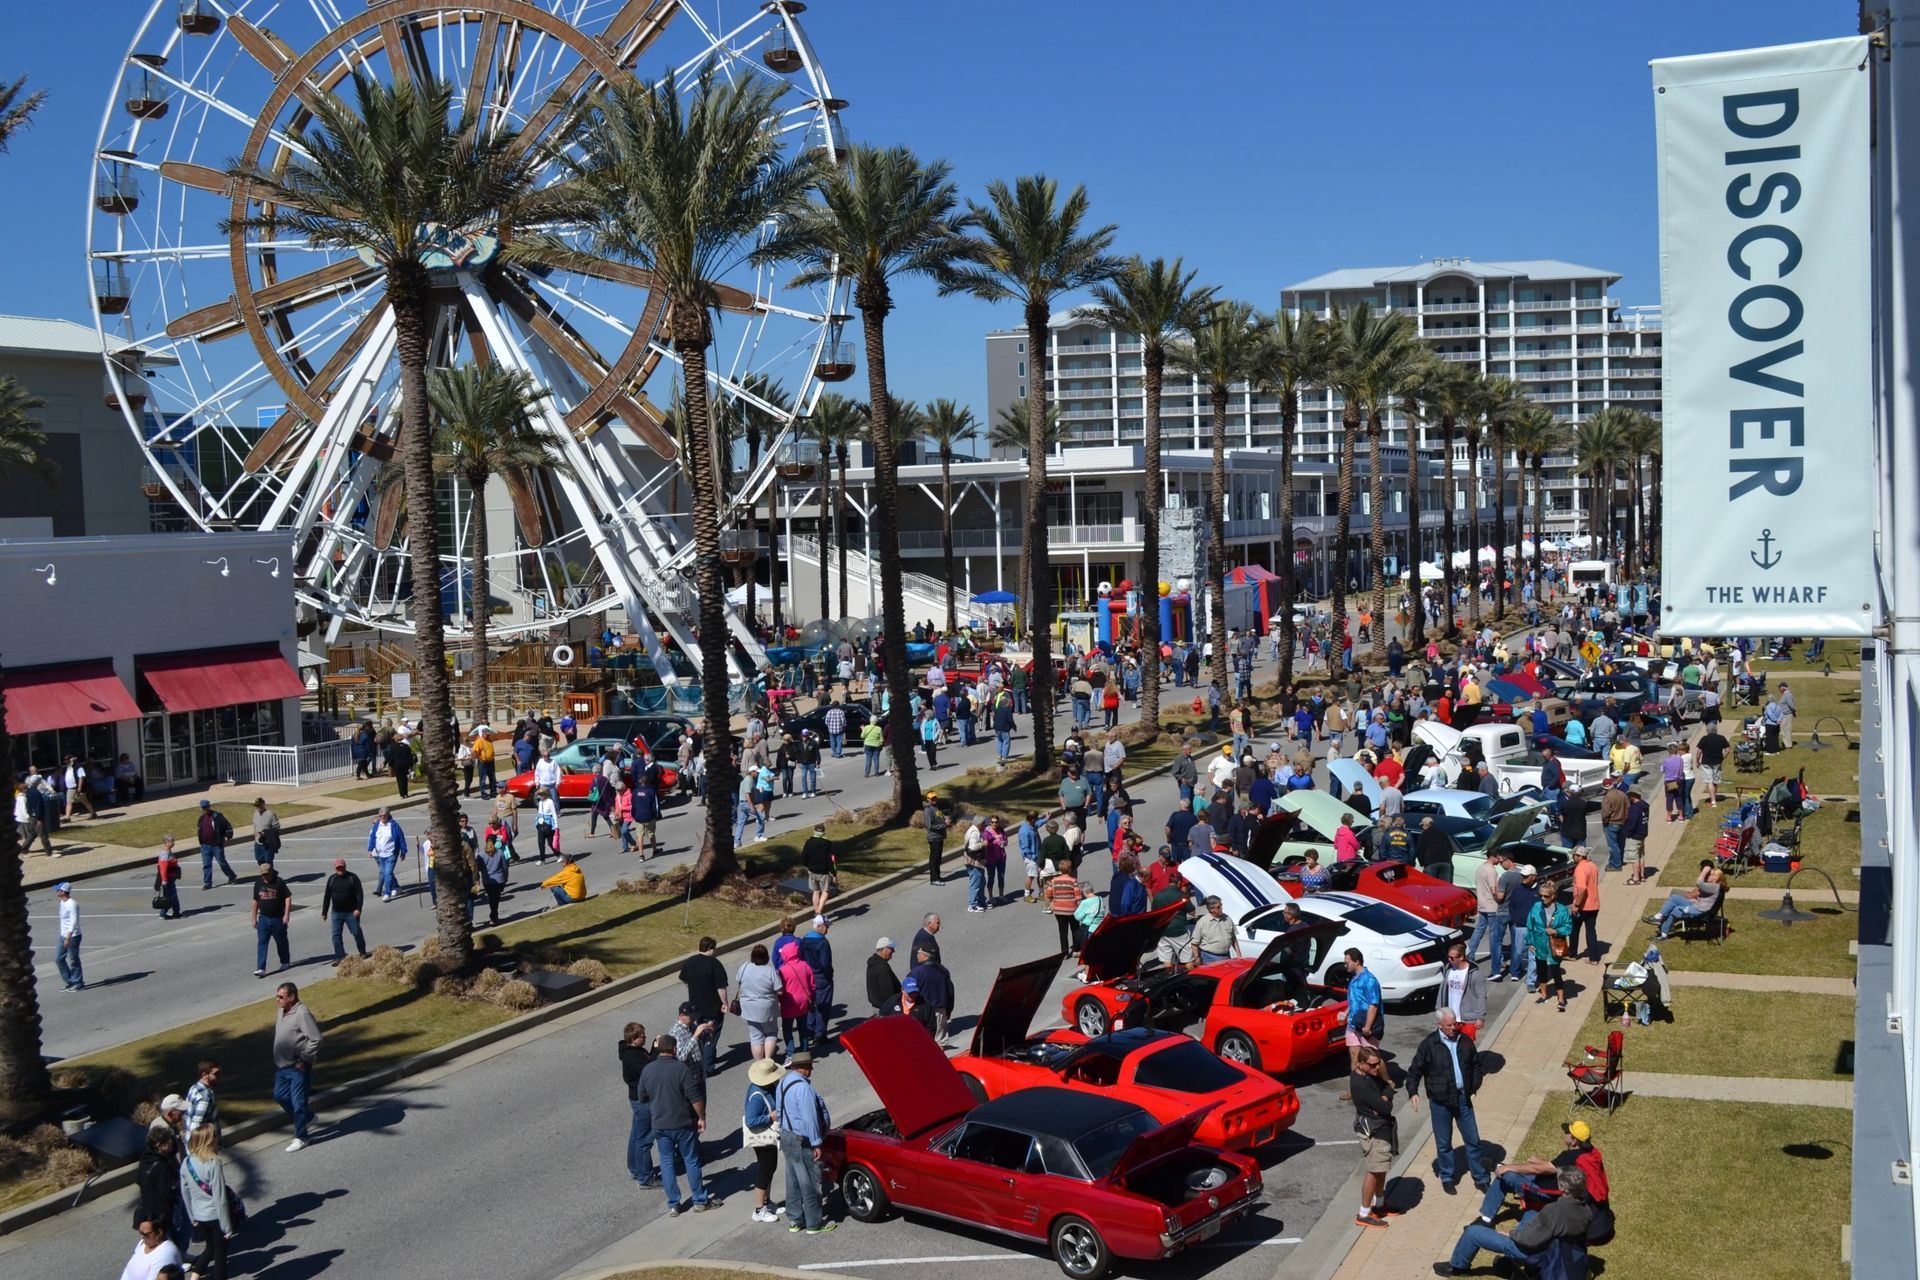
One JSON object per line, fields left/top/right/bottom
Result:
{"left": 19, "top": 770, "right": 427, "bottom": 891}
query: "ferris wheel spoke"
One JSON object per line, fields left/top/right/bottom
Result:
{"left": 493, "top": 272, "right": 675, "bottom": 455}
{"left": 460, "top": 11, "right": 503, "bottom": 121}
{"left": 165, "top": 259, "right": 379, "bottom": 343}
{"left": 504, "top": 0, "right": 678, "bottom": 162}
{"left": 247, "top": 302, "right": 391, "bottom": 474}
{"left": 228, "top": 16, "right": 336, "bottom": 120}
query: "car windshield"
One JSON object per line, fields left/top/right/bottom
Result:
{"left": 1338, "top": 901, "right": 1428, "bottom": 936}
{"left": 1131, "top": 1040, "right": 1249, "bottom": 1093}
{"left": 1072, "top": 1109, "right": 1162, "bottom": 1180}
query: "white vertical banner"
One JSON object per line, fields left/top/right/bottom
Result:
{"left": 1653, "top": 36, "right": 1877, "bottom": 637}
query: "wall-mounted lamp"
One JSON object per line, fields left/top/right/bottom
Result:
{"left": 204, "top": 557, "right": 230, "bottom": 577}
{"left": 253, "top": 557, "right": 281, "bottom": 579}
{"left": 30, "top": 564, "right": 55, "bottom": 586}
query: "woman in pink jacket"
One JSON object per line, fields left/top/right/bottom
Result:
{"left": 777, "top": 940, "right": 816, "bottom": 1057}
{"left": 1334, "top": 813, "right": 1363, "bottom": 862}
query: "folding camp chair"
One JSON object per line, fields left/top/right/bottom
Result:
{"left": 1567, "top": 1029, "right": 1625, "bottom": 1115}
{"left": 1601, "top": 958, "right": 1672, "bottom": 1024}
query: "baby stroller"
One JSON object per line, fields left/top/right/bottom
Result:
{"left": 1733, "top": 733, "right": 1765, "bottom": 775}
{"left": 1713, "top": 798, "right": 1762, "bottom": 873}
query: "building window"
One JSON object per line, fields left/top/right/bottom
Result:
{"left": 1018, "top": 361, "right": 1026, "bottom": 377}
{"left": 1018, "top": 384, "right": 1025, "bottom": 398}
{"left": 1017, "top": 341, "right": 1025, "bottom": 353}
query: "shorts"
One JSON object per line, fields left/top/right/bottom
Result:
{"left": 1361, "top": 1131, "right": 1395, "bottom": 1174}
{"left": 1023, "top": 858, "right": 1041, "bottom": 880}
{"left": 1624, "top": 837, "right": 1645, "bottom": 859}
{"left": 1699, "top": 764, "right": 1722, "bottom": 784}
{"left": 1155, "top": 935, "right": 1195, "bottom": 967}
{"left": 807, "top": 872, "right": 833, "bottom": 894}
{"left": 747, "top": 1018, "right": 778, "bottom": 1044}
{"left": 640, "top": 820, "right": 657, "bottom": 841}
{"left": 1345, "top": 1026, "right": 1382, "bottom": 1050}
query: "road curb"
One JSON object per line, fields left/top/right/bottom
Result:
{"left": 23, "top": 791, "right": 434, "bottom": 891}
{"left": 567, "top": 1261, "right": 857, "bottom": 1280}
{"left": 1, "top": 735, "right": 1214, "bottom": 1237}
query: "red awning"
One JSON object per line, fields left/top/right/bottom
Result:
{"left": 138, "top": 644, "right": 306, "bottom": 714}
{"left": 4, "top": 661, "right": 141, "bottom": 734}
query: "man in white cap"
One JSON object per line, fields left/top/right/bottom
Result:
{"left": 54, "top": 882, "right": 83, "bottom": 991}
{"left": 866, "top": 938, "right": 900, "bottom": 1017}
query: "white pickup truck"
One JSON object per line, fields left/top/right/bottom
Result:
{"left": 1412, "top": 719, "right": 1611, "bottom": 800}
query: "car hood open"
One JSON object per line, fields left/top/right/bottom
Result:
{"left": 1229, "top": 921, "right": 1347, "bottom": 1006}
{"left": 1181, "top": 850, "right": 1287, "bottom": 922}
{"left": 1080, "top": 902, "right": 1186, "bottom": 983}
{"left": 841, "top": 1015, "right": 979, "bottom": 1140}
{"left": 969, "top": 953, "right": 1066, "bottom": 1058}
{"left": 1103, "top": 1107, "right": 1214, "bottom": 1183}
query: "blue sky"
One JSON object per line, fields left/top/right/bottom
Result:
{"left": 1, "top": 0, "right": 1842, "bottom": 420}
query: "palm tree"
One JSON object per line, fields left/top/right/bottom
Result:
{"left": 1422, "top": 362, "right": 1475, "bottom": 639}
{"left": 427, "top": 364, "right": 568, "bottom": 726}
{"left": 922, "top": 398, "right": 981, "bottom": 633}
{"left": 1172, "top": 301, "right": 1266, "bottom": 693}
{"left": 1466, "top": 375, "right": 1525, "bottom": 624}
{"left": 1257, "top": 307, "right": 1328, "bottom": 691}
{"left": 1619, "top": 409, "right": 1662, "bottom": 582}
{"left": 227, "top": 73, "right": 559, "bottom": 969}
{"left": 1326, "top": 306, "right": 1364, "bottom": 633}
{"left": 1084, "top": 257, "right": 1215, "bottom": 734}
{"left": 764, "top": 144, "right": 978, "bottom": 817}
{"left": 990, "top": 397, "right": 1064, "bottom": 453}
{"left": 0, "top": 378, "right": 56, "bottom": 486}
{"left": 1574, "top": 407, "right": 1633, "bottom": 566}
{"left": 726, "top": 375, "right": 790, "bottom": 631}
{"left": 1505, "top": 405, "right": 1565, "bottom": 605}
{"left": 574, "top": 64, "right": 816, "bottom": 888}
{"left": 1393, "top": 349, "right": 1446, "bottom": 651}
{"left": 0, "top": 76, "right": 44, "bottom": 153}
{"left": 0, "top": 72, "right": 52, "bottom": 1124}
{"left": 1332, "top": 304, "right": 1418, "bottom": 664}
{"left": 810, "top": 392, "right": 863, "bottom": 621}
{"left": 1483, "top": 383, "right": 1532, "bottom": 620}
{"left": 945, "top": 176, "right": 1120, "bottom": 775}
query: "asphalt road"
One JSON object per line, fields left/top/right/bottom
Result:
{"left": 1, "top": 644, "right": 1558, "bottom": 1280}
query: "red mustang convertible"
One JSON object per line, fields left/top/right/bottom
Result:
{"left": 829, "top": 1015, "right": 1263, "bottom": 1280}
{"left": 1065, "top": 918, "right": 1353, "bottom": 1077}
{"left": 951, "top": 952, "right": 1298, "bottom": 1150}
{"left": 1274, "top": 858, "right": 1476, "bottom": 933}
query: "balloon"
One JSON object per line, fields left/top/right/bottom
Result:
{"left": 1158, "top": 581, "right": 1171, "bottom": 596}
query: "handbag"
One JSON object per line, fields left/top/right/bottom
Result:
{"left": 151, "top": 892, "right": 169, "bottom": 911}
{"left": 1550, "top": 932, "right": 1571, "bottom": 959}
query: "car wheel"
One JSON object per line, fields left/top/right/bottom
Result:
{"left": 840, "top": 1164, "right": 891, "bottom": 1223}
{"left": 1050, "top": 1215, "right": 1113, "bottom": 1280}
{"left": 1216, "top": 1029, "right": 1261, "bottom": 1071}
{"left": 1074, "top": 997, "right": 1111, "bottom": 1037}
{"left": 959, "top": 1072, "right": 989, "bottom": 1104}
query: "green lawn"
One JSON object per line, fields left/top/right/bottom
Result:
{"left": 333, "top": 780, "right": 416, "bottom": 802}
{"left": 1575, "top": 988, "right": 1853, "bottom": 1081}
{"left": 1509, "top": 1098, "right": 1849, "bottom": 1280}
{"left": 1658, "top": 798, "right": 1860, "bottom": 888}
{"left": 72, "top": 802, "right": 322, "bottom": 851}
{"left": 1616, "top": 898, "right": 1857, "bottom": 980}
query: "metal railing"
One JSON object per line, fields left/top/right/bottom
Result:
{"left": 1421, "top": 301, "right": 1481, "bottom": 313}
{"left": 215, "top": 740, "right": 355, "bottom": 788}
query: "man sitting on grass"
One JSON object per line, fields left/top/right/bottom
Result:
{"left": 1432, "top": 1165, "right": 1592, "bottom": 1277}
{"left": 541, "top": 852, "right": 587, "bottom": 908}
{"left": 1476, "top": 1120, "right": 1614, "bottom": 1243}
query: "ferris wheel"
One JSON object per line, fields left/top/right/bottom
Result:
{"left": 87, "top": 0, "right": 852, "bottom": 681}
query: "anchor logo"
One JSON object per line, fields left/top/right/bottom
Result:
{"left": 1750, "top": 528, "right": 1782, "bottom": 571}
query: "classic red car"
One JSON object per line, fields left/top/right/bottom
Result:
{"left": 1273, "top": 859, "right": 1476, "bottom": 933}
{"left": 1062, "top": 923, "right": 1353, "bottom": 1079}
{"left": 951, "top": 952, "right": 1298, "bottom": 1151}
{"left": 829, "top": 1015, "right": 1263, "bottom": 1280}
{"left": 503, "top": 740, "right": 679, "bottom": 805}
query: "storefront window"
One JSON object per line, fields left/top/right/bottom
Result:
{"left": 10, "top": 724, "right": 117, "bottom": 777}
{"left": 137, "top": 700, "right": 285, "bottom": 790}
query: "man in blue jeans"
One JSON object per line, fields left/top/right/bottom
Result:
{"left": 777, "top": 1052, "right": 835, "bottom": 1234}
{"left": 1436, "top": 1167, "right": 1592, "bottom": 1276}
{"left": 1406, "top": 1009, "right": 1489, "bottom": 1195}
{"left": 639, "top": 1035, "right": 713, "bottom": 1213}
{"left": 992, "top": 690, "right": 1016, "bottom": 766}
{"left": 1466, "top": 856, "right": 1506, "bottom": 977}
{"left": 251, "top": 863, "right": 293, "bottom": 979}
{"left": 270, "top": 982, "right": 322, "bottom": 1151}
{"left": 824, "top": 703, "right": 846, "bottom": 759}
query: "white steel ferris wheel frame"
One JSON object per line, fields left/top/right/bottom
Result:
{"left": 87, "top": 0, "right": 849, "bottom": 682}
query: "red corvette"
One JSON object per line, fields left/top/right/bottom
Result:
{"left": 1063, "top": 918, "right": 1353, "bottom": 1078}
{"left": 1273, "top": 859, "right": 1475, "bottom": 933}
{"left": 951, "top": 952, "right": 1298, "bottom": 1151}
{"left": 503, "top": 742, "right": 679, "bottom": 805}
{"left": 828, "top": 1015, "right": 1263, "bottom": 1280}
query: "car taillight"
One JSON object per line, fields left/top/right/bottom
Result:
{"left": 1403, "top": 948, "right": 1435, "bottom": 967}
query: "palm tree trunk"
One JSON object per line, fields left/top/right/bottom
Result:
{"left": 0, "top": 666, "right": 53, "bottom": 1125}
{"left": 816, "top": 431, "right": 831, "bottom": 622}
{"left": 1207, "top": 383, "right": 1231, "bottom": 694}
{"left": 468, "top": 473, "right": 490, "bottom": 727}
{"left": 1648, "top": 453, "right": 1663, "bottom": 567}
{"left": 1333, "top": 404, "right": 1358, "bottom": 633}
{"left": 1465, "top": 430, "right": 1483, "bottom": 629}
{"left": 1140, "top": 351, "right": 1165, "bottom": 733}
{"left": 389, "top": 272, "right": 471, "bottom": 969}
{"left": 1439, "top": 416, "right": 1460, "bottom": 640}
{"left": 1490, "top": 426, "right": 1509, "bottom": 622}
{"left": 1530, "top": 459, "right": 1545, "bottom": 603}
{"left": 1366, "top": 416, "right": 1388, "bottom": 666}
{"left": 1023, "top": 301, "right": 1057, "bottom": 775}
{"left": 768, "top": 464, "right": 782, "bottom": 637}
{"left": 1275, "top": 393, "right": 1297, "bottom": 694}
{"left": 940, "top": 449, "right": 957, "bottom": 635}
{"left": 835, "top": 446, "right": 849, "bottom": 618}
{"left": 743, "top": 435, "right": 761, "bottom": 628}
{"left": 1405, "top": 419, "right": 1425, "bottom": 651}
{"left": 858, "top": 293, "right": 924, "bottom": 818}
{"left": 677, "top": 326, "right": 740, "bottom": 892}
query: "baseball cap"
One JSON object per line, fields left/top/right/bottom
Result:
{"left": 160, "top": 1093, "right": 188, "bottom": 1114}
{"left": 875, "top": 936, "right": 894, "bottom": 951}
{"left": 677, "top": 1001, "right": 697, "bottom": 1017}
{"left": 1562, "top": 1120, "right": 1592, "bottom": 1143}
{"left": 900, "top": 976, "right": 919, "bottom": 993}
{"left": 925, "top": 790, "right": 938, "bottom": 800}
{"left": 333, "top": 858, "right": 347, "bottom": 870}
{"left": 1520, "top": 864, "right": 1538, "bottom": 878}
{"left": 54, "top": 882, "right": 71, "bottom": 893}
{"left": 199, "top": 799, "right": 211, "bottom": 808}
{"left": 811, "top": 915, "right": 827, "bottom": 929}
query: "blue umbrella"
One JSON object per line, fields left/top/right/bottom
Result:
{"left": 971, "top": 589, "right": 1018, "bottom": 604}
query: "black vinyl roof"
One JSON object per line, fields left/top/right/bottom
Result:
{"left": 971, "top": 1086, "right": 1149, "bottom": 1137}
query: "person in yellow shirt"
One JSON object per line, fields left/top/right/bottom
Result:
{"left": 1608, "top": 739, "right": 1642, "bottom": 787}
{"left": 541, "top": 852, "right": 586, "bottom": 907}
{"left": 472, "top": 729, "right": 498, "bottom": 799}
